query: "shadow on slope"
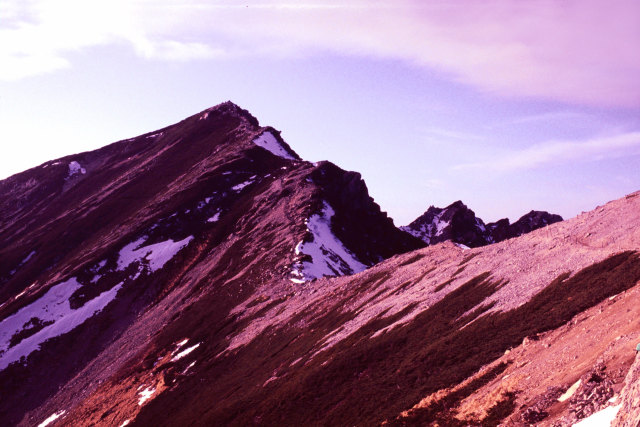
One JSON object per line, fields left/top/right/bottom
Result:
{"left": 133, "top": 252, "right": 640, "bottom": 426}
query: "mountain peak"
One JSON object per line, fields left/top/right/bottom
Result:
{"left": 197, "top": 101, "right": 260, "bottom": 127}
{"left": 402, "top": 200, "right": 562, "bottom": 247}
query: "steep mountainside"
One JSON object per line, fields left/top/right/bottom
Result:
{"left": 0, "top": 103, "right": 638, "bottom": 427}
{"left": 0, "top": 102, "right": 421, "bottom": 426}
{"left": 402, "top": 200, "right": 562, "bottom": 247}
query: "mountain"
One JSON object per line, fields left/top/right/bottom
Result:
{"left": 402, "top": 200, "right": 563, "bottom": 248}
{"left": 0, "top": 102, "right": 422, "bottom": 425}
{"left": 0, "top": 103, "right": 638, "bottom": 427}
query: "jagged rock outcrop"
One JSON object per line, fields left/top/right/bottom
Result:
{"left": 402, "top": 201, "right": 563, "bottom": 248}
{"left": 613, "top": 352, "right": 640, "bottom": 426}
{"left": 400, "top": 201, "right": 488, "bottom": 247}
{"left": 487, "top": 210, "right": 563, "bottom": 242}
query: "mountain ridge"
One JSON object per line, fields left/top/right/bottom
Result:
{"left": 0, "top": 103, "right": 637, "bottom": 426}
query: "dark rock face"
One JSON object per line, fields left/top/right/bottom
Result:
{"left": 402, "top": 201, "right": 563, "bottom": 248}
{"left": 310, "top": 161, "right": 424, "bottom": 265}
{"left": 510, "top": 210, "right": 564, "bottom": 236}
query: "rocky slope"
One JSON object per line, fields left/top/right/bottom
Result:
{"left": 402, "top": 200, "right": 563, "bottom": 248}
{"left": 0, "top": 103, "right": 638, "bottom": 427}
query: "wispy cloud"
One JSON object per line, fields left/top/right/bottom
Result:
{"left": 421, "top": 127, "right": 486, "bottom": 142}
{"left": 491, "top": 110, "right": 594, "bottom": 127}
{"left": 1, "top": 0, "right": 639, "bottom": 107}
{"left": 132, "top": 39, "right": 225, "bottom": 62}
{"left": 454, "top": 131, "right": 640, "bottom": 173}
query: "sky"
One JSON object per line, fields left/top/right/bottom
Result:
{"left": 1, "top": 0, "right": 639, "bottom": 225}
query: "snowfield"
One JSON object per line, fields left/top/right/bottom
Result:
{"left": 117, "top": 236, "right": 194, "bottom": 273}
{"left": 232, "top": 180, "right": 254, "bottom": 192}
{"left": 37, "top": 410, "right": 66, "bottom": 427}
{"left": 172, "top": 343, "right": 200, "bottom": 361}
{"left": 0, "top": 278, "right": 122, "bottom": 371}
{"left": 291, "top": 201, "right": 366, "bottom": 282}
{"left": 572, "top": 404, "right": 621, "bottom": 427}
{"left": 252, "top": 132, "right": 296, "bottom": 160}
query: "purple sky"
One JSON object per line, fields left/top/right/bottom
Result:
{"left": 1, "top": 0, "right": 639, "bottom": 224}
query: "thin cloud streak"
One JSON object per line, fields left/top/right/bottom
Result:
{"left": 491, "top": 110, "right": 593, "bottom": 128}
{"left": 421, "top": 127, "right": 486, "bottom": 142}
{"left": 1, "top": 0, "right": 639, "bottom": 107}
{"left": 454, "top": 131, "right": 640, "bottom": 173}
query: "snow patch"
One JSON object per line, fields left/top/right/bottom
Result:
{"left": 21, "top": 250, "right": 36, "bottom": 264}
{"left": 558, "top": 379, "right": 581, "bottom": 402}
{"left": 182, "top": 360, "right": 196, "bottom": 374}
{"left": 291, "top": 202, "right": 367, "bottom": 282}
{"left": 117, "top": 236, "right": 194, "bottom": 273}
{"left": 38, "top": 410, "right": 66, "bottom": 427}
{"left": 232, "top": 180, "right": 254, "bottom": 192}
{"left": 171, "top": 343, "right": 200, "bottom": 361}
{"left": 9, "top": 250, "right": 36, "bottom": 276}
{"left": 67, "top": 161, "right": 86, "bottom": 178}
{"left": 119, "top": 421, "right": 131, "bottom": 427}
{"left": 572, "top": 404, "right": 621, "bottom": 427}
{"left": 252, "top": 132, "right": 296, "bottom": 160}
{"left": 207, "top": 211, "right": 221, "bottom": 223}
{"left": 138, "top": 386, "right": 156, "bottom": 406}
{"left": 0, "top": 277, "right": 123, "bottom": 370}
{"left": 401, "top": 210, "right": 451, "bottom": 243}
{"left": 434, "top": 213, "right": 449, "bottom": 237}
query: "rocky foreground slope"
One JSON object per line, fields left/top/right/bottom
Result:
{"left": 0, "top": 103, "right": 639, "bottom": 426}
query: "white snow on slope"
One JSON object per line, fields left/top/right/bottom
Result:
{"left": 0, "top": 278, "right": 122, "bottom": 370}
{"left": 401, "top": 211, "right": 449, "bottom": 243}
{"left": 171, "top": 343, "right": 200, "bottom": 361}
{"left": 9, "top": 250, "right": 36, "bottom": 276}
{"left": 67, "top": 161, "right": 86, "bottom": 177}
{"left": 117, "top": 236, "right": 194, "bottom": 272}
{"left": 252, "top": 132, "right": 296, "bottom": 160}
{"left": 572, "top": 404, "right": 621, "bottom": 427}
{"left": 138, "top": 386, "right": 156, "bottom": 405}
{"left": 434, "top": 212, "right": 449, "bottom": 236}
{"left": 291, "top": 202, "right": 367, "bottom": 282}
{"left": 21, "top": 250, "right": 36, "bottom": 265}
{"left": 207, "top": 211, "right": 221, "bottom": 223}
{"left": 38, "top": 410, "right": 66, "bottom": 427}
{"left": 232, "top": 180, "right": 254, "bottom": 192}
